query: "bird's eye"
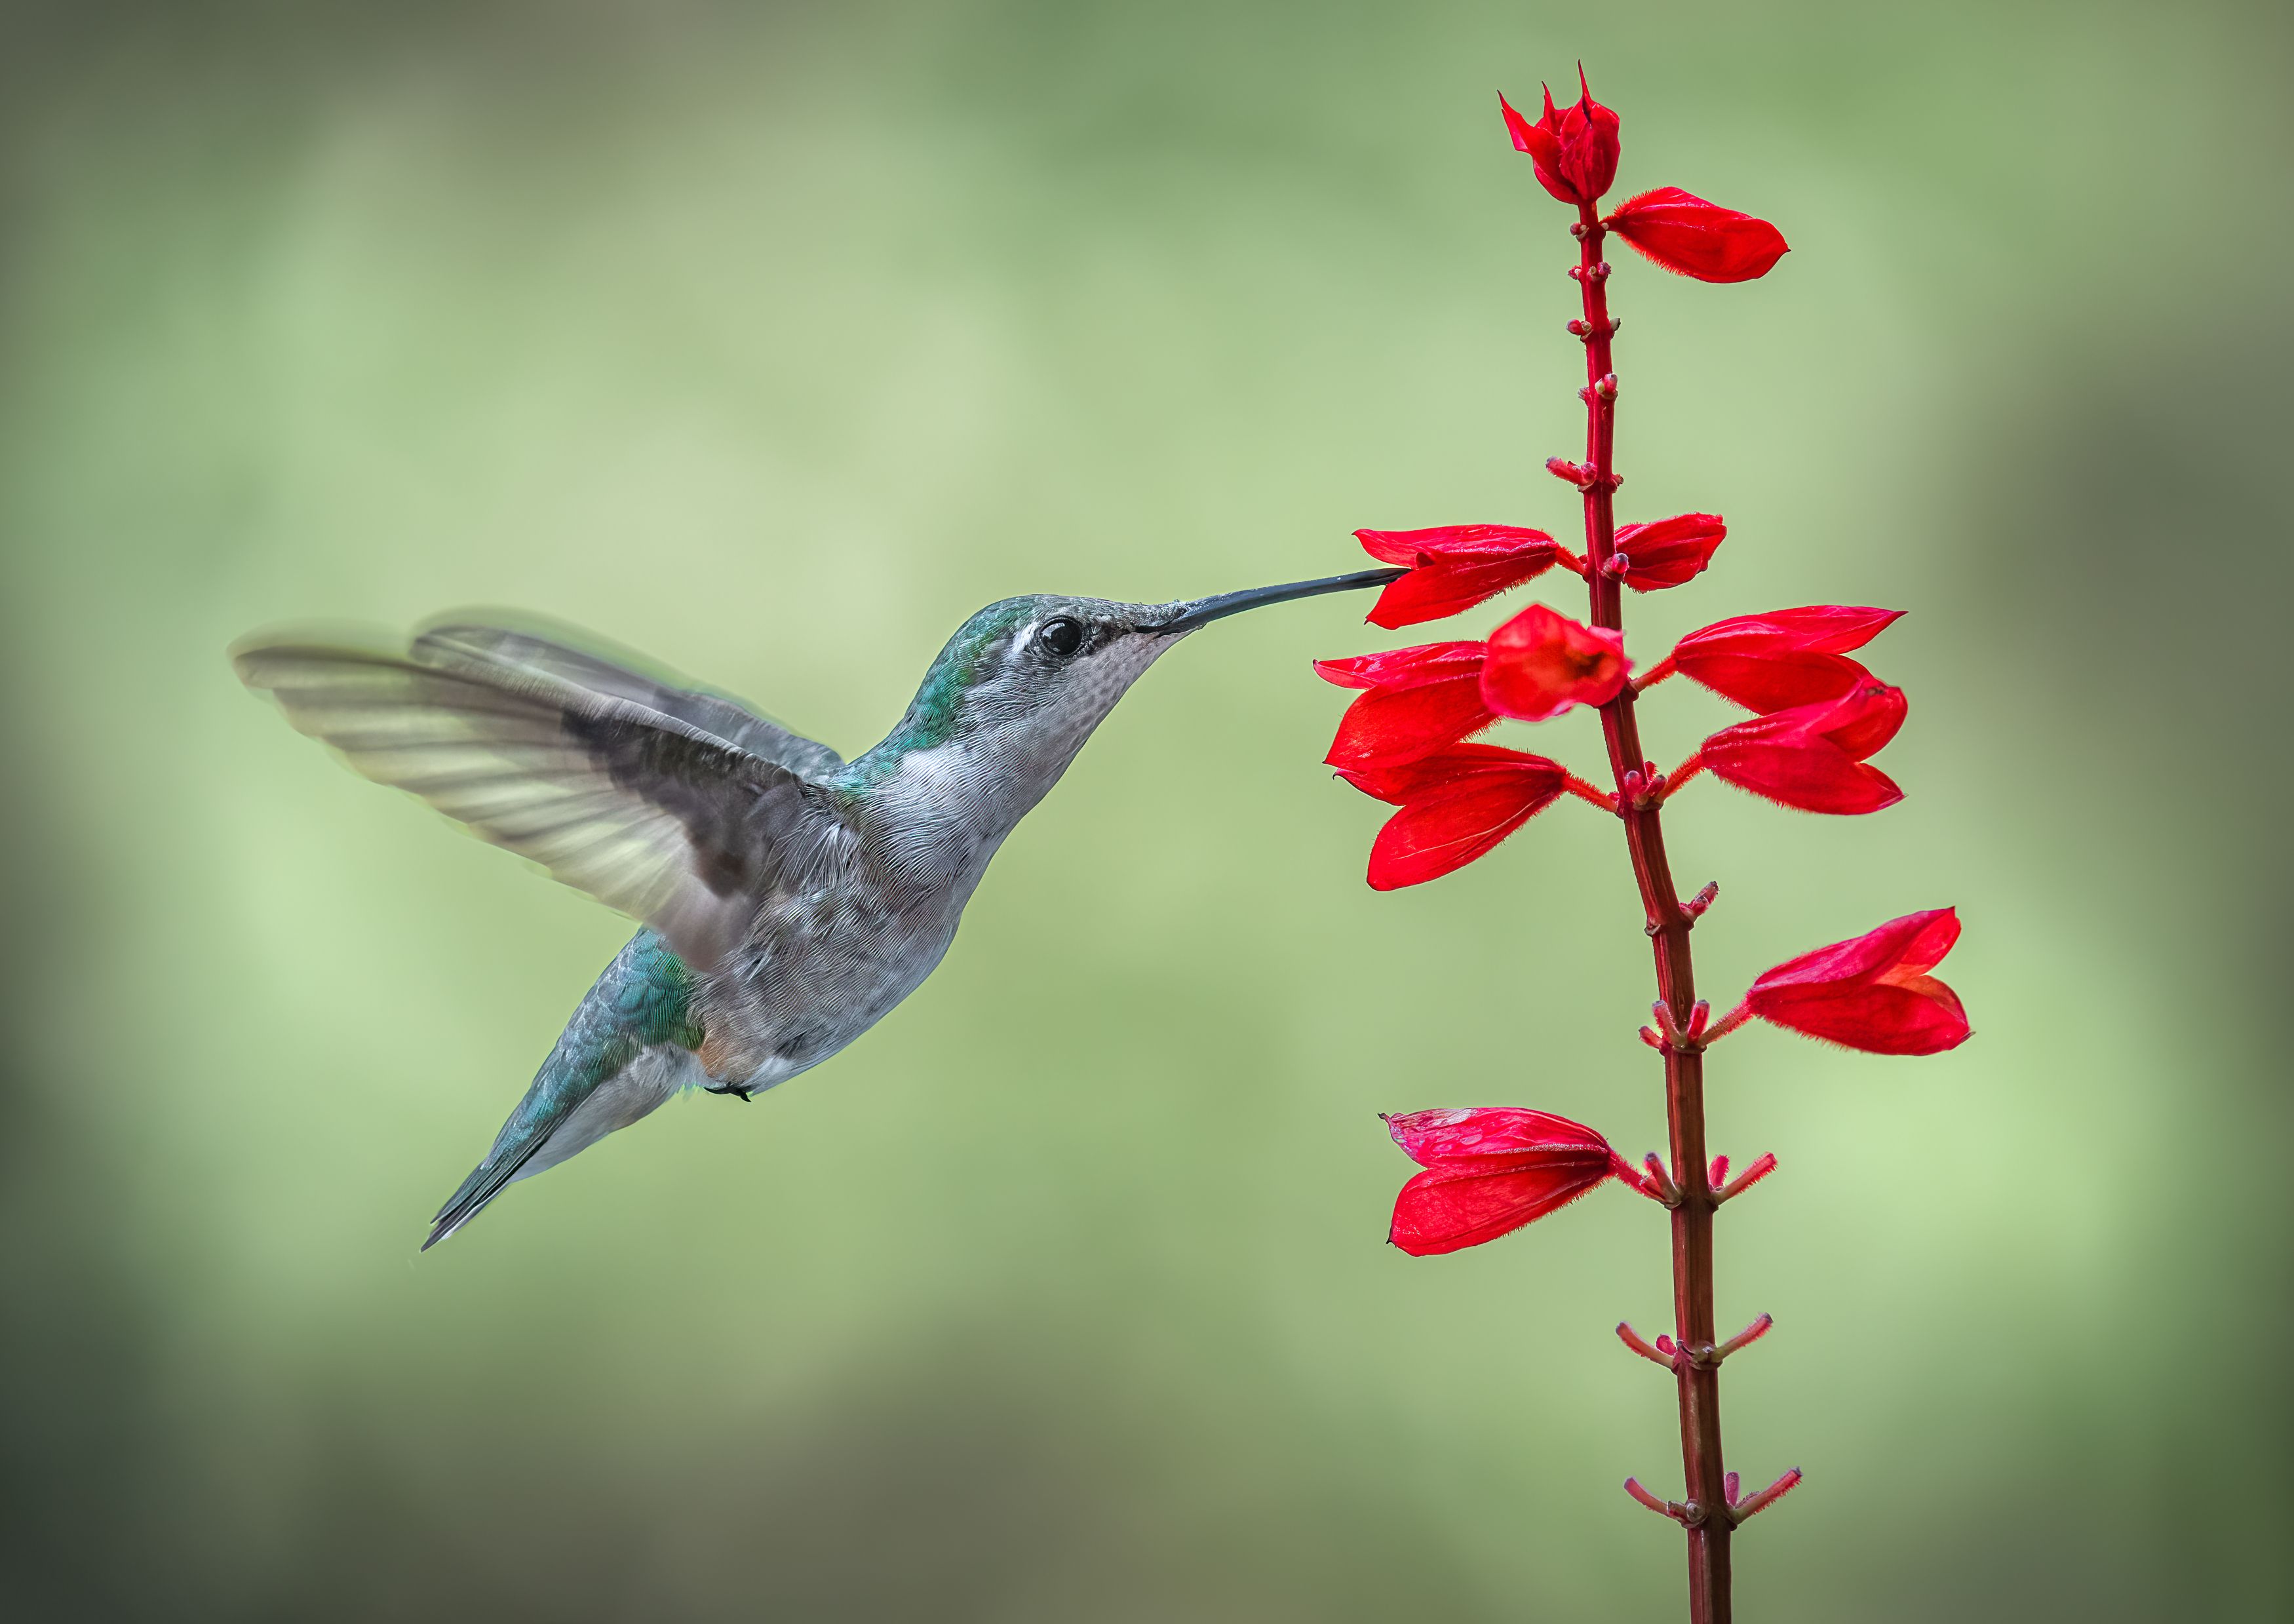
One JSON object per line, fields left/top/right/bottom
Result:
{"left": 1036, "top": 617, "right": 1084, "bottom": 659}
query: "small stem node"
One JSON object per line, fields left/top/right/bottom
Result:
{"left": 1680, "top": 880, "right": 1719, "bottom": 923}
{"left": 1648, "top": 999, "right": 1707, "bottom": 1054}
{"left": 1623, "top": 1477, "right": 1689, "bottom": 1524}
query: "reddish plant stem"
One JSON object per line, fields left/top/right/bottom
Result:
{"left": 1570, "top": 201, "right": 1734, "bottom": 1624}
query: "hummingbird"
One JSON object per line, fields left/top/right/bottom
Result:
{"left": 233, "top": 568, "right": 1400, "bottom": 1248}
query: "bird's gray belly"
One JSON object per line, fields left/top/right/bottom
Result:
{"left": 709, "top": 890, "right": 970, "bottom": 1094}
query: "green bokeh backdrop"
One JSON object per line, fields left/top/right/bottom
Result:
{"left": 3, "top": 2, "right": 2288, "bottom": 1618}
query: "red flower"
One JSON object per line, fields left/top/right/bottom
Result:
{"left": 1605, "top": 187, "right": 1789, "bottom": 283}
{"left": 1700, "top": 682, "right": 1905, "bottom": 814}
{"left": 1500, "top": 70, "right": 1621, "bottom": 208}
{"left": 1336, "top": 744, "right": 1566, "bottom": 890}
{"left": 1672, "top": 605, "right": 1904, "bottom": 713}
{"left": 1612, "top": 513, "right": 1726, "bottom": 592}
{"left": 1384, "top": 1107, "right": 1636, "bottom": 1256}
{"left": 1354, "top": 524, "right": 1559, "bottom": 628}
{"left": 1481, "top": 603, "right": 1629, "bottom": 723}
{"left": 1315, "top": 642, "right": 1494, "bottom": 769}
{"left": 1744, "top": 908, "right": 1970, "bottom": 1054}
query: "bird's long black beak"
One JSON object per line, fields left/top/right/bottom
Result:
{"left": 1150, "top": 567, "right": 1405, "bottom": 634}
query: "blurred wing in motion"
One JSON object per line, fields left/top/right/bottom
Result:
{"left": 233, "top": 622, "right": 858, "bottom": 971}
{"left": 412, "top": 611, "right": 845, "bottom": 780}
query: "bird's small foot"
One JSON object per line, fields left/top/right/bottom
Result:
{"left": 705, "top": 1081, "right": 755, "bottom": 1103}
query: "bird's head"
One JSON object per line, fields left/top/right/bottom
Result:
{"left": 868, "top": 567, "right": 1403, "bottom": 780}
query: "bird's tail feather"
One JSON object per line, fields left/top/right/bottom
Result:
{"left": 424, "top": 1135, "right": 553, "bottom": 1250}
{"left": 420, "top": 928, "right": 704, "bottom": 1250}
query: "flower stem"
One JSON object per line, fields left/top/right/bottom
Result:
{"left": 1570, "top": 201, "right": 1734, "bottom": 1624}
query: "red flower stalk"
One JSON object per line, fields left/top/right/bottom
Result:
{"left": 1731, "top": 908, "right": 1970, "bottom": 1055}
{"left": 1612, "top": 512, "right": 1727, "bottom": 592}
{"left": 1500, "top": 69, "right": 1620, "bottom": 207}
{"left": 1698, "top": 681, "right": 1907, "bottom": 814}
{"left": 1481, "top": 602, "right": 1629, "bottom": 722}
{"left": 1315, "top": 72, "right": 1960, "bottom": 1622}
{"left": 1605, "top": 187, "right": 1791, "bottom": 284}
{"left": 1354, "top": 524, "right": 1561, "bottom": 628}
{"left": 1336, "top": 744, "right": 1567, "bottom": 889}
{"left": 1315, "top": 642, "right": 1494, "bottom": 769}
{"left": 1667, "top": 605, "right": 1904, "bottom": 712}
{"left": 1384, "top": 1108, "right": 1639, "bottom": 1256}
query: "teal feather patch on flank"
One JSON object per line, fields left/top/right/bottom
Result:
{"left": 613, "top": 931, "right": 707, "bottom": 1050}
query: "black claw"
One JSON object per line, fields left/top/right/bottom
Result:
{"left": 705, "top": 1081, "right": 754, "bottom": 1102}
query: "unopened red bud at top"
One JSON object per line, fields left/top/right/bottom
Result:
{"left": 1743, "top": 908, "right": 1970, "bottom": 1054}
{"left": 1500, "top": 69, "right": 1621, "bottom": 208}
{"left": 1612, "top": 513, "right": 1726, "bottom": 592}
{"left": 1353, "top": 524, "right": 1560, "bottom": 628}
{"left": 1673, "top": 605, "right": 1903, "bottom": 712}
{"left": 1605, "top": 187, "right": 1789, "bottom": 283}
{"left": 1699, "top": 682, "right": 1907, "bottom": 814}
{"left": 1315, "top": 642, "right": 1495, "bottom": 769}
{"left": 1481, "top": 603, "right": 1629, "bottom": 723}
{"left": 1382, "top": 1106, "right": 1637, "bottom": 1256}
{"left": 1336, "top": 744, "right": 1567, "bottom": 890}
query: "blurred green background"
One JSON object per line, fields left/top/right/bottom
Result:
{"left": 3, "top": 1, "right": 2288, "bottom": 1618}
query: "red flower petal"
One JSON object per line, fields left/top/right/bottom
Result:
{"left": 1700, "top": 683, "right": 1905, "bottom": 814}
{"left": 1385, "top": 1106, "right": 1611, "bottom": 1165}
{"left": 1673, "top": 606, "right": 1903, "bottom": 713}
{"left": 1354, "top": 524, "right": 1559, "bottom": 628}
{"left": 1605, "top": 187, "right": 1789, "bottom": 283}
{"left": 1499, "top": 70, "right": 1620, "bottom": 207}
{"left": 1481, "top": 603, "right": 1629, "bottom": 723}
{"left": 1313, "top": 640, "right": 1487, "bottom": 692}
{"left": 1382, "top": 1106, "right": 1627, "bottom": 1256}
{"left": 1612, "top": 512, "right": 1725, "bottom": 592}
{"left": 1317, "top": 642, "right": 1494, "bottom": 769}
{"left": 1336, "top": 744, "right": 1566, "bottom": 889}
{"left": 1746, "top": 908, "right": 1970, "bottom": 1055}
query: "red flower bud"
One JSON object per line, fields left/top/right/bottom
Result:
{"left": 1612, "top": 512, "right": 1726, "bottom": 592}
{"left": 1673, "top": 605, "right": 1904, "bottom": 714}
{"left": 1383, "top": 1106, "right": 1636, "bottom": 1256}
{"left": 1481, "top": 603, "right": 1629, "bottom": 723}
{"left": 1744, "top": 908, "right": 1970, "bottom": 1055}
{"left": 1500, "top": 69, "right": 1621, "bottom": 208}
{"left": 1604, "top": 187, "right": 1789, "bottom": 284}
{"left": 1354, "top": 524, "right": 1560, "bottom": 628}
{"left": 1336, "top": 744, "right": 1566, "bottom": 890}
{"left": 1315, "top": 642, "right": 1494, "bottom": 769}
{"left": 1700, "top": 682, "right": 1906, "bottom": 814}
